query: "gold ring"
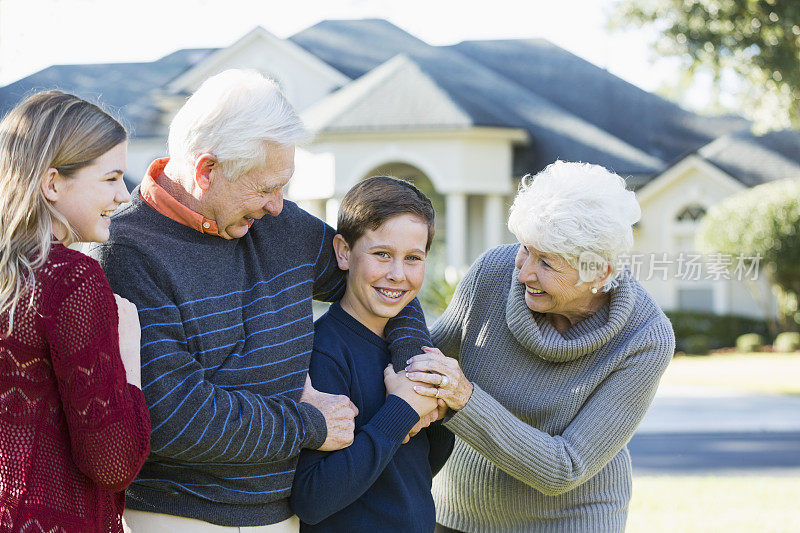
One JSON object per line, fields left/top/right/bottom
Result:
{"left": 440, "top": 375, "right": 449, "bottom": 388}
{"left": 435, "top": 388, "right": 441, "bottom": 399}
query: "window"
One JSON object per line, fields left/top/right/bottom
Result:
{"left": 677, "top": 287, "right": 715, "bottom": 312}
{"left": 675, "top": 204, "right": 707, "bottom": 222}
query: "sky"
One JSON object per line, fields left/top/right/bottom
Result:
{"left": 0, "top": 0, "right": 697, "bottom": 104}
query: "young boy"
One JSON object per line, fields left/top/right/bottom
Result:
{"left": 290, "top": 176, "right": 454, "bottom": 532}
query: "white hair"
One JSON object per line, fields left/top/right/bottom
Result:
{"left": 167, "top": 69, "right": 308, "bottom": 180}
{"left": 507, "top": 160, "right": 641, "bottom": 291}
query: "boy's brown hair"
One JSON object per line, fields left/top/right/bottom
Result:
{"left": 337, "top": 176, "right": 435, "bottom": 251}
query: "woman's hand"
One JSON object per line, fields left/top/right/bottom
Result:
{"left": 405, "top": 347, "right": 473, "bottom": 411}
{"left": 114, "top": 294, "right": 141, "bottom": 388}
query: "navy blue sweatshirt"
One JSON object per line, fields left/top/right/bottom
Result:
{"left": 290, "top": 303, "right": 454, "bottom": 532}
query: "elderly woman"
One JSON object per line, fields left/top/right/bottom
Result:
{"left": 406, "top": 161, "right": 675, "bottom": 532}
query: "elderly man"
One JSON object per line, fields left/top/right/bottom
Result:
{"left": 88, "top": 70, "right": 430, "bottom": 532}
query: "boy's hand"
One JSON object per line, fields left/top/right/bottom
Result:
{"left": 402, "top": 400, "right": 448, "bottom": 444}
{"left": 383, "top": 364, "right": 438, "bottom": 418}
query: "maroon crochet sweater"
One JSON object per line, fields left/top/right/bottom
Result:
{"left": 0, "top": 244, "right": 150, "bottom": 532}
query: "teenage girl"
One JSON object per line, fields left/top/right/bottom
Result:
{"left": 0, "top": 91, "right": 151, "bottom": 532}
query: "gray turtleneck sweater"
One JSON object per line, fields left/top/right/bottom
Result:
{"left": 430, "top": 244, "right": 675, "bottom": 533}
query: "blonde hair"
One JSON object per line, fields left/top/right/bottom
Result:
{"left": 0, "top": 90, "right": 127, "bottom": 334}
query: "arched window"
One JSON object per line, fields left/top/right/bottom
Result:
{"left": 675, "top": 203, "right": 707, "bottom": 222}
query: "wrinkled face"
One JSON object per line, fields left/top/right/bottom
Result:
{"left": 202, "top": 144, "right": 295, "bottom": 239}
{"left": 514, "top": 244, "right": 598, "bottom": 317}
{"left": 335, "top": 214, "right": 429, "bottom": 337}
{"left": 48, "top": 141, "right": 130, "bottom": 244}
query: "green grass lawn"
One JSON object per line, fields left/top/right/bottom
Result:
{"left": 628, "top": 475, "right": 800, "bottom": 533}
{"left": 662, "top": 352, "right": 800, "bottom": 395}
{"left": 628, "top": 353, "right": 800, "bottom": 531}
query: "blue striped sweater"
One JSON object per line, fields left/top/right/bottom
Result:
{"left": 86, "top": 191, "right": 430, "bottom": 527}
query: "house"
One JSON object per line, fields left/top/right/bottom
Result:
{"left": 3, "top": 19, "right": 797, "bottom": 319}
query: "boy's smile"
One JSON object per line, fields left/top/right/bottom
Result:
{"left": 334, "top": 213, "right": 429, "bottom": 338}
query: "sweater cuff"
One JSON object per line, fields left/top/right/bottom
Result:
{"left": 298, "top": 401, "right": 328, "bottom": 450}
{"left": 368, "top": 394, "right": 420, "bottom": 443}
{"left": 386, "top": 339, "right": 426, "bottom": 369}
{"left": 443, "top": 382, "right": 495, "bottom": 435}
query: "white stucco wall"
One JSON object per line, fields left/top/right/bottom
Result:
{"left": 302, "top": 129, "right": 520, "bottom": 197}
{"left": 289, "top": 128, "right": 523, "bottom": 269}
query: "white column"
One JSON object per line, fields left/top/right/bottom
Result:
{"left": 484, "top": 194, "right": 505, "bottom": 251}
{"left": 296, "top": 199, "right": 326, "bottom": 221}
{"left": 445, "top": 193, "right": 467, "bottom": 280}
{"left": 325, "top": 197, "right": 341, "bottom": 228}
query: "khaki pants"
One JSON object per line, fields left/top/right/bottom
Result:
{"left": 122, "top": 509, "right": 299, "bottom": 533}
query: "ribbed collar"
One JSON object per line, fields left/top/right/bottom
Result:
{"left": 505, "top": 269, "right": 635, "bottom": 363}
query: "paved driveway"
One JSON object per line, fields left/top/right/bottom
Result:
{"left": 629, "top": 385, "right": 800, "bottom": 474}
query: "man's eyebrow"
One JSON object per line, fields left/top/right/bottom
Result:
{"left": 105, "top": 169, "right": 125, "bottom": 176}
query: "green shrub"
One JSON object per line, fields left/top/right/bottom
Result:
{"left": 736, "top": 333, "right": 765, "bottom": 353}
{"left": 683, "top": 334, "right": 711, "bottom": 355}
{"left": 773, "top": 332, "right": 800, "bottom": 353}
{"left": 419, "top": 275, "right": 458, "bottom": 318}
{"left": 666, "top": 311, "right": 769, "bottom": 351}
{"left": 697, "top": 178, "right": 800, "bottom": 330}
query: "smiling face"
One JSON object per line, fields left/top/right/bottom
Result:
{"left": 199, "top": 143, "right": 295, "bottom": 239}
{"left": 46, "top": 141, "right": 130, "bottom": 244}
{"left": 334, "top": 213, "right": 429, "bottom": 338}
{"left": 514, "top": 244, "right": 605, "bottom": 323}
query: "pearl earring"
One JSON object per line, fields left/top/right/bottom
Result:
{"left": 591, "top": 287, "right": 598, "bottom": 294}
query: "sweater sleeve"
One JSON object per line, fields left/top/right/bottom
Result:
{"left": 384, "top": 298, "right": 432, "bottom": 369}
{"left": 290, "top": 350, "right": 420, "bottom": 525}
{"left": 90, "top": 243, "right": 327, "bottom": 464}
{"left": 429, "top": 253, "right": 482, "bottom": 359}
{"left": 444, "top": 321, "right": 675, "bottom": 496}
{"left": 44, "top": 256, "right": 151, "bottom": 492}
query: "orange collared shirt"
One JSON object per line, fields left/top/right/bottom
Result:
{"left": 139, "top": 158, "right": 223, "bottom": 237}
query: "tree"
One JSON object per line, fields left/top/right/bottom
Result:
{"left": 610, "top": 0, "right": 800, "bottom": 131}
{"left": 696, "top": 179, "right": 800, "bottom": 332}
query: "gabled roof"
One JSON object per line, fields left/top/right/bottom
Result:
{"left": 303, "top": 54, "right": 472, "bottom": 132}
{"left": 697, "top": 129, "right": 800, "bottom": 187}
{"left": 0, "top": 48, "right": 216, "bottom": 136}
{"left": 450, "top": 39, "right": 749, "bottom": 162}
{"left": 166, "top": 26, "right": 349, "bottom": 95}
{"left": 292, "top": 19, "right": 663, "bottom": 176}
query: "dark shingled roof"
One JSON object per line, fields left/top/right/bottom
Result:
{"left": 450, "top": 39, "right": 749, "bottom": 163}
{"left": 698, "top": 129, "right": 800, "bottom": 187}
{"left": 290, "top": 19, "right": 432, "bottom": 80}
{"left": 291, "top": 19, "right": 663, "bottom": 176}
{"left": 0, "top": 48, "right": 217, "bottom": 137}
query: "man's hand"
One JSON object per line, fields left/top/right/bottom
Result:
{"left": 300, "top": 375, "right": 359, "bottom": 451}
